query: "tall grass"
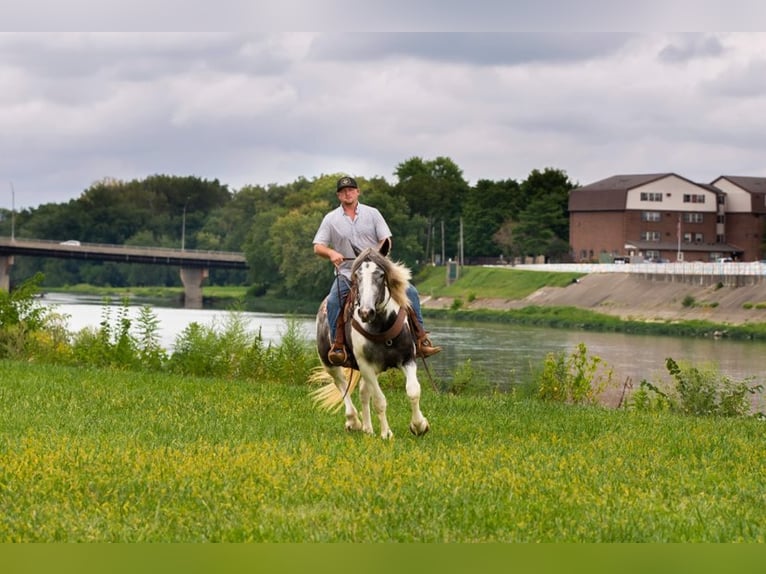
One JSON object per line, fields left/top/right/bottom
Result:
{"left": 1, "top": 360, "right": 765, "bottom": 542}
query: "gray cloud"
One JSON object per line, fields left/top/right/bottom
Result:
{"left": 308, "top": 33, "right": 634, "bottom": 66}
{"left": 658, "top": 34, "right": 726, "bottom": 63}
{"left": 2, "top": 32, "right": 766, "bottom": 210}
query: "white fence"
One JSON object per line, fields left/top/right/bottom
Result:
{"left": 490, "top": 261, "right": 766, "bottom": 277}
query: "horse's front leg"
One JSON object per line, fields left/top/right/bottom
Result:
{"left": 358, "top": 365, "right": 393, "bottom": 440}
{"left": 402, "top": 361, "right": 429, "bottom": 436}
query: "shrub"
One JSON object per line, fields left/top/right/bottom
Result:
{"left": 682, "top": 295, "right": 696, "bottom": 308}
{"left": 445, "top": 358, "right": 491, "bottom": 395}
{"left": 535, "top": 342, "right": 613, "bottom": 405}
{"left": 0, "top": 273, "right": 54, "bottom": 359}
{"left": 68, "top": 298, "right": 152, "bottom": 370}
{"left": 168, "top": 313, "right": 316, "bottom": 382}
{"left": 629, "top": 357, "right": 763, "bottom": 417}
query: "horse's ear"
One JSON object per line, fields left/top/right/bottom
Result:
{"left": 351, "top": 243, "right": 362, "bottom": 257}
{"left": 379, "top": 237, "right": 392, "bottom": 257}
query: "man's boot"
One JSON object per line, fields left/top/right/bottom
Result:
{"left": 417, "top": 335, "right": 442, "bottom": 358}
{"left": 327, "top": 310, "right": 349, "bottom": 366}
{"left": 407, "top": 307, "right": 442, "bottom": 358}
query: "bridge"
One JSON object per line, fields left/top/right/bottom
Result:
{"left": 0, "top": 237, "right": 248, "bottom": 308}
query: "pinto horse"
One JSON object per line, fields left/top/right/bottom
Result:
{"left": 310, "top": 241, "right": 430, "bottom": 439}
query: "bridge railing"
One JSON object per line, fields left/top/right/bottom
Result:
{"left": 0, "top": 236, "right": 243, "bottom": 257}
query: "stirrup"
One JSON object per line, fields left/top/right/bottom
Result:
{"left": 417, "top": 337, "right": 442, "bottom": 358}
{"left": 328, "top": 345, "right": 348, "bottom": 366}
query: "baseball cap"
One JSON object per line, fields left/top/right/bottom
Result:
{"left": 336, "top": 176, "right": 358, "bottom": 192}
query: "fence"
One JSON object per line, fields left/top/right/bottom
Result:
{"left": 487, "top": 261, "right": 766, "bottom": 287}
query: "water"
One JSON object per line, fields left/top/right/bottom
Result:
{"left": 41, "top": 293, "right": 317, "bottom": 350}
{"left": 40, "top": 294, "right": 766, "bottom": 392}
{"left": 424, "top": 318, "right": 766, "bottom": 390}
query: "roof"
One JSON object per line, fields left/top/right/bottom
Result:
{"left": 569, "top": 173, "right": 718, "bottom": 212}
{"left": 714, "top": 176, "right": 766, "bottom": 194}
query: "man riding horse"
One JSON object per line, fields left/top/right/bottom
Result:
{"left": 313, "top": 176, "right": 441, "bottom": 366}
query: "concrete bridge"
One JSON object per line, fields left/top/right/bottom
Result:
{"left": 0, "top": 237, "right": 248, "bottom": 308}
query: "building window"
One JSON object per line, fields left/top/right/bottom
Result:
{"left": 682, "top": 232, "right": 693, "bottom": 243}
{"left": 694, "top": 233, "right": 704, "bottom": 243}
{"left": 640, "top": 231, "right": 661, "bottom": 242}
{"left": 682, "top": 213, "right": 703, "bottom": 223}
{"left": 642, "top": 211, "right": 661, "bottom": 222}
{"left": 640, "top": 192, "right": 663, "bottom": 202}
{"left": 645, "top": 250, "right": 660, "bottom": 260}
{"left": 683, "top": 194, "right": 706, "bottom": 204}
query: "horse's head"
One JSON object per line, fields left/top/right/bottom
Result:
{"left": 351, "top": 243, "right": 411, "bottom": 324}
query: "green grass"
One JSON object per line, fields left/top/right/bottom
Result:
{"left": 413, "top": 266, "right": 583, "bottom": 299}
{"left": 48, "top": 267, "right": 584, "bottom": 306}
{"left": 1, "top": 360, "right": 764, "bottom": 542}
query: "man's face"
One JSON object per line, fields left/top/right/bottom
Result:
{"left": 337, "top": 186, "right": 359, "bottom": 205}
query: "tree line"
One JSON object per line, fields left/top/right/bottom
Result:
{"left": 0, "top": 157, "right": 576, "bottom": 300}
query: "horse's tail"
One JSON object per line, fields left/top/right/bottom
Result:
{"left": 308, "top": 366, "right": 360, "bottom": 412}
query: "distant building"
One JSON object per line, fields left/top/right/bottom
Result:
{"left": 569, "top": 173, "right": 766, "bottom": 262}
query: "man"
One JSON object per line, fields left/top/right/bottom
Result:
{"left": 313, "top": 175, "right": 442, "bottom": 366}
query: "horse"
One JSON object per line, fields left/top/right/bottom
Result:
{"left": 309, "top": 241, "right": 430, "bottom": 439}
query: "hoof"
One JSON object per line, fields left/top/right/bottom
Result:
{"left": 345, "top": 418, "right": 362, "bottom": 432}
{"left": 409, "top": 419, "right": 430, "bottom": 436}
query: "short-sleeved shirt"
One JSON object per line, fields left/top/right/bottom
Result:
{"left": 313, "top": 202, "right": 392, "bottom": 279}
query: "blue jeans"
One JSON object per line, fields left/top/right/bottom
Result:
{"left": 326, "top": 276, "right": 425, "bottom": 337}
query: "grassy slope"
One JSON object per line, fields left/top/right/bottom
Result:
{"left": 47, "top": 267, "right": 581, "bottom": 304}
{"left": 1, "top": 360, "right": 764, "bottom": 542}
{"left": 412, "top": 266, "right": 583, "bottom": 299}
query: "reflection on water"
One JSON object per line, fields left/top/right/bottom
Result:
{"left": 40, "top": 293, "right": 766, "bottom": 391}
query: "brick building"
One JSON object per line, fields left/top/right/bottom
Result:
{"left": 569, "top": 173, "right": 766, "bottom": 263}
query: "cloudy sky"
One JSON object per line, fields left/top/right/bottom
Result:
{"left": 3, "top": 28, "right": 766, "bottom": 209}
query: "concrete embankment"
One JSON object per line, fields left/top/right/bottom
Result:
{"left": 422, "top": 272, "right": 766, "bottom": 326}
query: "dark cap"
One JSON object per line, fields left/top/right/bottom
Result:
{"left": 336, "top": 176, "right": 358, "bottom": 192}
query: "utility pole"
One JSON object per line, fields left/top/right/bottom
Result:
{"left": 441, "top": 220, "right": 445, "bottom": 265}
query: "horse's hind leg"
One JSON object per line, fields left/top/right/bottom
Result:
{"left": 328, "top": 367, "right": 362, "bottom": 432}
{"left": 402, "top": 362, "right": 429, "bottom": 436}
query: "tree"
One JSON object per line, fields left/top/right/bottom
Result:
{"left": 394, "top": 156, "right": 470, "bottom": 262}
{"left": 462, "top": 178, "right": 520, "bottom": 258}
{"left": 268, "top": 202, "right": 333, "bottom": 299}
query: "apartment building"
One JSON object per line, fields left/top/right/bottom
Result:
{"left": 569, "top": 173, "right": 766, "bottom": 263}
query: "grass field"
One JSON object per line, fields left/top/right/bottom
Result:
{"left": 1, "top": 360, "right": 764, "bottom": 543}
{"left": 413, "top": 266, "right": 583, "bottom": 300}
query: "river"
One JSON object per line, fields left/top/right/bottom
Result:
{"left": 40, "top": 293, "right": 766, "bottom": 397}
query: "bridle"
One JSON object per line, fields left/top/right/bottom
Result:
{"left": 349, "top": 257, "right": 407, "bottom": 345}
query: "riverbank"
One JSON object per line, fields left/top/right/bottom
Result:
{"left": 45, "top": 268, "right": 766, "bottom": 328}
{"left": 422, "top": 272, "right": 766, "bottom": 326}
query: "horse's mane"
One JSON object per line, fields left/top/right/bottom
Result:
{"left": 352, "top": 248, "right": 412, "bottom": 310}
